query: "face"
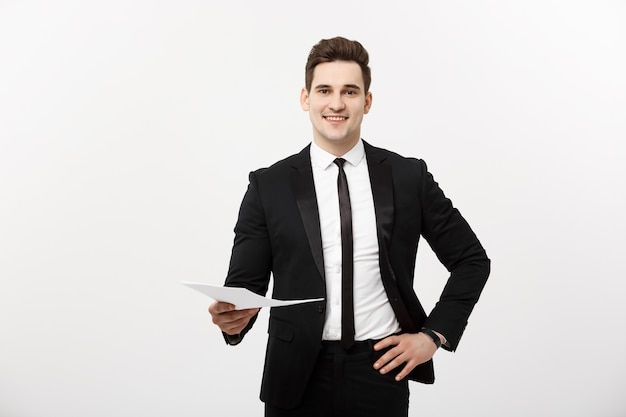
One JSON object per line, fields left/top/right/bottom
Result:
{"left": 300, "top": 61, "right": 373, "bottom": 156}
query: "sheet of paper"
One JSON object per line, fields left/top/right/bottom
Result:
{"left": 181, "top": 281, "right": 324, "bottom": 309}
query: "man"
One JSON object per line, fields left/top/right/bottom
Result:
{"left": 209, "top": 36, "right": 490, "bottom": 416}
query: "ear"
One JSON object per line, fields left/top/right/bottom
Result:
{"left": 300, "top": 87, "right": 310, "bottom": 111}
{"left": 363, "top": 91, "right": 373, "bottom": 114}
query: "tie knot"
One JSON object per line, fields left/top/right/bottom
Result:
{"left": 334, "top": 158, "right": 347, "bottom": 168}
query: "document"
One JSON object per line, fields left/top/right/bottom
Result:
{"left": 181, "top": 281, "right": 324, "bottom": 309}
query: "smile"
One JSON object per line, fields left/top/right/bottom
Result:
{"left": 324, "top": 116, "right": 347, "bottom": 121}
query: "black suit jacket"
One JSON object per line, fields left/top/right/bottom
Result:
{"left": 223, "top": 141, "right": 490, "bottom": 409}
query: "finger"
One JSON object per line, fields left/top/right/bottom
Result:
{"left": 373, "top": 347, "right": 401, "bottom": 372}
{"left": 394, "top": 362, "right": 415, "bottom": 381}
{"left": 222, "top": 317, "right": 251, "bottom": 334}
{"left": 219, "top": 314, "right": 248, "bottom": 334}
{"left": 213, "top": 308, "right": 260, "bottom": 334}
{"left": 213, "top": 307, "right": 258, "bottom": 325}
{"left": 209, "top": 302, "right": 236, "bottom": 314}
{"left": 225, "top": 309, "right": 259, "bottom": 332}
{"left": 236, "top": 307, "right": 260, "bottom": 318}
{"left": 394, "top": 341, "right": 436, "bottom": 381}
{"left": 378, "top": 352, "right": 406, "bottom": 374}
{"left": 373, "top": 335, "right": 399, "bottom": 351}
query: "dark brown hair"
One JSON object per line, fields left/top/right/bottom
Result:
{"left": 305, "top": 36, "right": 371, "bottom": 93}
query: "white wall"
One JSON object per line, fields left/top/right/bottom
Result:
{"left": 1, "top": 1, "right": 624, "bottom": 416}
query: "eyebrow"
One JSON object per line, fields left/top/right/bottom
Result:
{"left": 314, "top": 84, "right": 362, "bottom": 90}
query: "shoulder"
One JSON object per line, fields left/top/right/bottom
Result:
{"left": 248, "top": 144, "right": 311, "bottom": 182}
{"left": 364, "top": 140, "right": 427, "bottom": 172}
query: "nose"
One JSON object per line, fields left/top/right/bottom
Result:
{"left": 329, "top": 92, "right": 346, "bottom": 111}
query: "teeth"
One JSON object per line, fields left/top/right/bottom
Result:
{"left": 326, "top": 116, "right": 345, "bottom": 121}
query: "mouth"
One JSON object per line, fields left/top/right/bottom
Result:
{"left": 324, "top": 116, "right": 347, "bottom": 122}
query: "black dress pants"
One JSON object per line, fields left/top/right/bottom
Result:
{"left": 265, "top": 340, "right": 409, "bottom": 417}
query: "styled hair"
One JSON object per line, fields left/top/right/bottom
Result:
{"left": 305, "top": 36, "right": 371, "bottom": 93}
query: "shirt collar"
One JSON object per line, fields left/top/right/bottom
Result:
{"left": 310, "top": 139, "right": 365, "bottom": 170}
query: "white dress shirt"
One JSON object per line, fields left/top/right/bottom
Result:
{"left": 310, "top": 139, "right": 401, "bottom": 341}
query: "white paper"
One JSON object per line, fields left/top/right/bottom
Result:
{"left": 181, "top": 281, "right": 324, "bottom": 309}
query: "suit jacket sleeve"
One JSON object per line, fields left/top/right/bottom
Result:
{"left": 417, "top": 160, "right": 490, "bottom": 351}
{"left": 221, "top": 170, "right": 273, "bottom": 345}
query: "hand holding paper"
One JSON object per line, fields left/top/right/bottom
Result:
{"left": 181, "top": 281, "right": 324, "bottom": 310}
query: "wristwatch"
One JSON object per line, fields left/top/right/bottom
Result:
{"left": 420, "top": 327, "right": 442, "bottom": 349}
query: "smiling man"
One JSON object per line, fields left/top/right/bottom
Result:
{"left": 301, "top": 60, "right": 372, "bottom": 155}
{"left": 208, "top": 36, "right": 490, "bottom": 417}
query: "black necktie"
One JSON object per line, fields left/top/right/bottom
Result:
{"left": 334, "top": 158, "right": 354, "bottom": 349}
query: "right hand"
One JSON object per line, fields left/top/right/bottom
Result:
{"left": 208, "top": 301, "right": 260, "bottom": 335}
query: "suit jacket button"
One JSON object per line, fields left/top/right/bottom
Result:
{"left": 318, "top": 305, "right": 324, "bottom": 313}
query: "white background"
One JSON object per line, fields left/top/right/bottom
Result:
{"left": 1, "top": 1, "right": 625, "bottom": 416}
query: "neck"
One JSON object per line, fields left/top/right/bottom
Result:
{"left": 313, "top": 136, "right": 360, "bottom": 157}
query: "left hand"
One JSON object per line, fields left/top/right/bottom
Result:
{"left": 373, "top": 332, "right": 439, "bottom": 381}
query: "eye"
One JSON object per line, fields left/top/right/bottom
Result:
{"left": 345, "top": 90, "right": 357, "bottom": 95}
{"left": 318, "top": 89, "right": 329, "bottom": 94}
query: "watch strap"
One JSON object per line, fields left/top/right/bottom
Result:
{"left": 421, "top": 327, "right": 442, "bottom": 349}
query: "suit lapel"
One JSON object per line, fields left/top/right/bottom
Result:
{"left": 290, "top": 145, "right": 325, "bottom": 281}
{"left": 365, "top": 142, "right": 394, "bottom": 248}
{"left": 365, "top": 142, "right": 418, "bottom": 332}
